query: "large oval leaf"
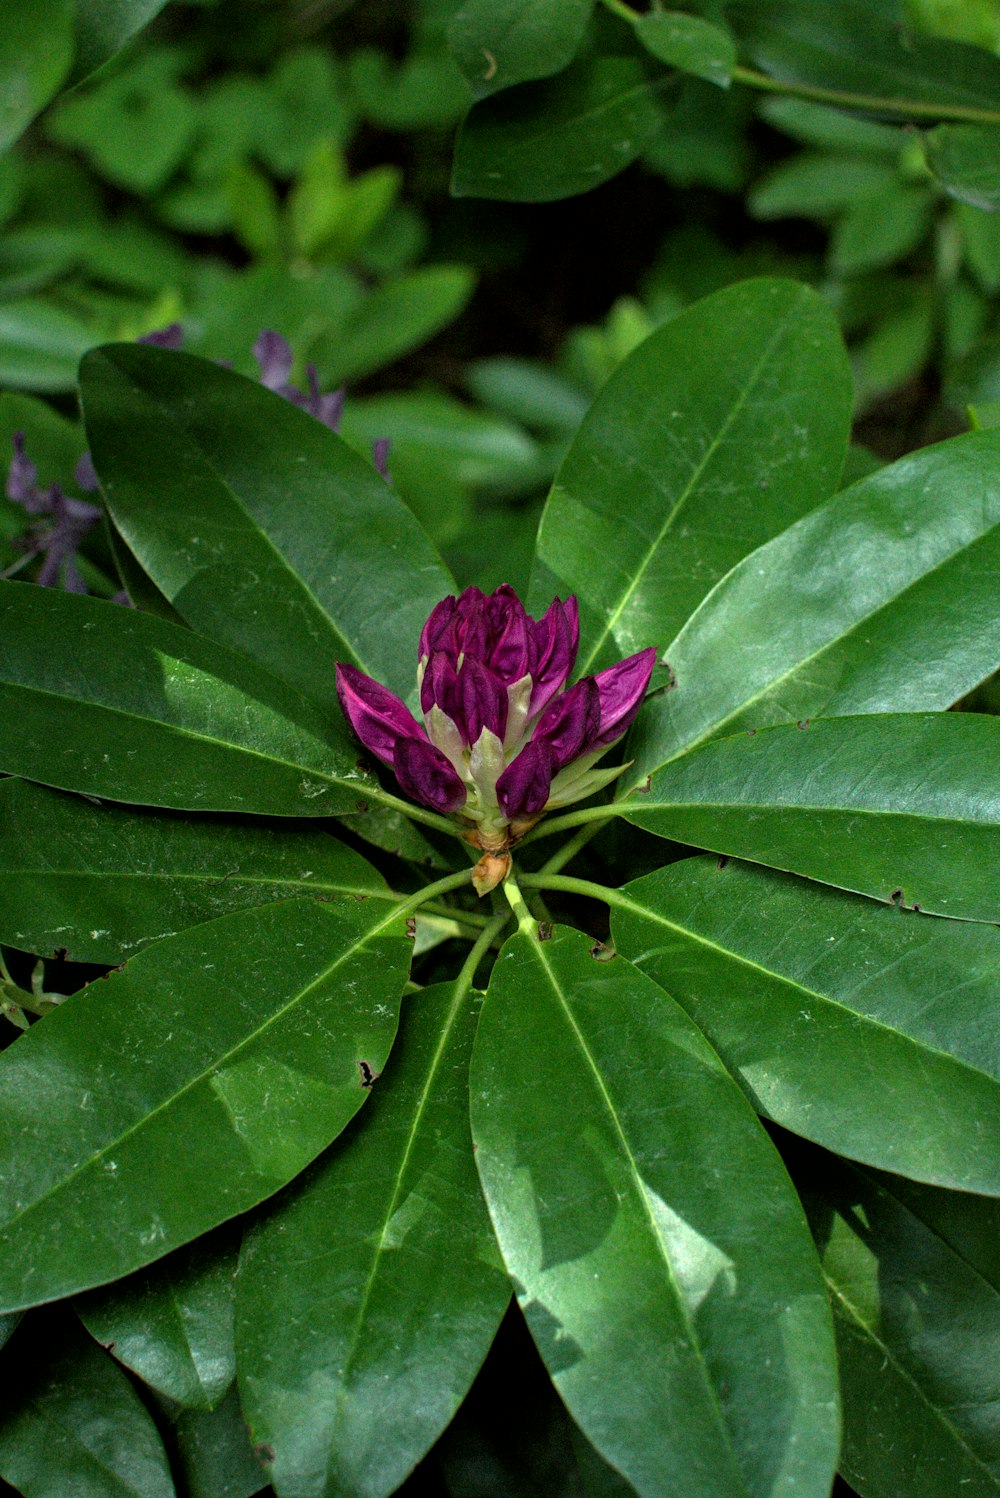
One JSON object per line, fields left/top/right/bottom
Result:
{"left": 0, "top": 583, "right": 373, "bottom": 818}
{"left": 627, "top": 429, "right": 1000, "bottom": 782}
{"left": 529, "top": 279, "right": 852, "bottom": 675}
{"left": 71, "top": 1, "right": 172, "bottom": 86}
{"left": 0, "top": 897, "right": 410, "bottom": 1311}
{"left": 613, "top": 857, "right": 1000, "bottom": 1194}
{"left": 0, "top": 779, "right": 388, "bottom": 964}
{"left": 623, "top": 712, "right": 1000, "bottom": 922}
{"left": 470, "top": 926, "right": 839, "bottom": 1498}
{"left": 0, "top": 0, "right": 74, "bottom": 156}
{"left": 80, "top": 344, "right": 454, "bottom": 708}
{"left": 0, "top": 1312, "right": 175, "bottom": 1498}
{"left": 790, "top": 1144, "right": 1000, "bottom": 1497}
{"left": 237, "top": 980, "right": 510, "bottom": 1498}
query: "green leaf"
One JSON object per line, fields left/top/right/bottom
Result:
{"left": 80, "top": 345, "right": 455, "bottom": 709}
{"left": 530, "top": 278, "right": 852, "bottom": 674}
{"left": 0, "top": 779, "right": 389, "bottom": 964}
{"left": 448, "top": 0, "right": 593, "bottom": 100}
{"left": 926, "top": 124, "right": 1000, "bottom": 210}
{"left": 0, "top": 897, "right": 409, "bottom": 1311}
{"left": 171, "top": 1384, "right": 269, "bottom": 1498}
{"left": 622, "top": 712, "right": 1000, "bottom": 923}
{"left": 627, "top": 429, "right": 1000, "bottom": 782}
{"left": 613, "top": 857, "right": 1000, "bottom": 1193}
{"left": 452, "top": 52, "right": 672, "bottom": 202}
{"left": 749, "top": 154, "right": 899, "bottom": 219}
{"left": 635, "top": 11, "right": 737, "bottom": 89}
{"left": 791, "top": 1146, "right": 1000, "bottom": 1497}
{"left": 0, "top": 0, "right": 74, "bottom": 157}
{"left": 0, "top": 299, "right": 95, "bottom": 393}
{"left": 71, "top": 1, "right": 173, "bottom": 85}
{"left": 316, "top": 265, "right": 476, "bottom": 386}
{"left": 470, "top": 926, "right": 839, "bottom": 1498}
{"left": 237, "top": 980, "right": 510, "bottom": 1498}
{"left": 829, "top": 186, "right": 933, "bottom": 275}
{"left": 732, "top": 0, "right": 1000, "bottom": 114}
{"left": 76, "top": 1229, "right": 240, "bottom": 1410}
{"left": 0, "top": 584, "right": 375, "bottom": 818}
{"left": 0, "top": 1312, "right": 175, "bottom": 1497}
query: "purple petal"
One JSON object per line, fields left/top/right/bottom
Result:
{"left": 592, "top": 647, "right": 658, "bottom": 747}
{"left": 139, "top": 323, "right": 184, "bottom": 349}
{"left": 419, "top": 596, "right": 457, "bottom": 661}
{"left": 253, "top": 330, "right": 294, "bottom": 391}
{"left": 74, "top": 452, "right": 100, "bottom": 493}
{"left": 336, "top": 662, "right": 425, "bottom": 766}
{"left": 393, "top": 736, "right": 466, "bottom": 814}
{"left": 496, "top": 739, "right": 554, "bottom": 821}
{"left": 533, "top": 677, "right": 601, "bottom": 769}
{"left": 6, "top": 433, "right": 42, "bottom": 512}
{"left": 372, "top": 437, "right": 391, "bottom": 480}
{"left": 314, "top": 388, "right": 346, "bottom": 434}
{"left": 459, "top": 656, "right": 508, "bottom": 745}
{"left": 489, "top": 596, "right": 530, "bottom": 684}
{"left": 528, "top": 596, "right": 578, "bottom": 716}
{"left": 453, "top": 587, "right": 490, "bottom": 661}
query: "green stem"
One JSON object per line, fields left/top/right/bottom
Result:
{"left": 387, "top": 868, "right": 475, "bottom": 925}
{"left": 419, "top": 900, "right": 491, "bottom": 929}
{"left": 361, "top": 784, "right": 466, "bottom": 838}
{"left": 537, "top": 819, "right": 605, "bottom": 876}
{"left": 453, "top": 910, "right": 512, "bottom": 995}
{"left": 518, "top": 871, "right": 639, "bottom": 917}
{"left": 521, "top": 804, "right": 624, "bottom": 845}
{"left": 598, "top": 0, "right": 1000, "bottom": 126}
{"left": 502, "top": 867, "right": 539, "bottom": 936}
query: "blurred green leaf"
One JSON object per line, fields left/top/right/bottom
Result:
{"left": 316, "top": 265, "right": 476, "bottom": 385}
{"left": 453, "top": 53, "right": 673, "bottom": 202}
{"left": 614, "top": 857, "right": 1000, "bottom": 1193}
{"left": 750, "top": 154, "right": 899, "bottom": 218}
{"left": 471, "top": 927, "right": 839, "bottom": 1498}
{"left": 466, "top": 356, "right": 590, "bottom": 432}
{"left": 77, "top": 1230, "right": 239, "bottom": 1410}
{"left": 959, "top": 199, "right": 1000, "bottom": 287}
{"left": 635, "top": 10, "right": 736, "bottom": 88}
{"left": 905, "top": 0, "right": 1000, "bottom": 50}
{"left": 0, "top": 897, "right": 409, "bottom": 1310}
{"left": 71, "top": 1, "right": 173, "bottom": 85}
{"left": 448, "top": 0, "right": 594, "bottom": 100}
{"left": 0, "top": 298, "right": 95, "bottom": 392}
{"left": 0, "top": 1313, "right": 175, "bottom": 1497}
{"left": 926, "top": 123, "right": 1000, "bottom": 208}
{"left": 80, "top": 345, "right": 455, "bottom": 708}
{"left": 759, "top": 97, "right": 904, "bottom": 155}
{"left": 829, "top": 186, "right": 934, "bottom": 275}
{"left": 0, "top": 0, "right": 74, "bottom": 157}
{"left": 531, "top": 278, "right": 852, "bottom": 674}
{"left": 225, "top": 161, "right": 282, "bottom": 259}
{"left": 624, "top": 712, "right": 1000, "bottom": 923}
{"left": 351, "top": 47, "right": 471, "bottom": 130}
{"left": 0, "top": 777, "right": 389, "bottom": 965}
{"left": 237, "top": 981, "right": 510, "bottom": 1498}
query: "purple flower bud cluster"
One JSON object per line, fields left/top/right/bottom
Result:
{"left": 3, "top": 433, "right": 102, "bottom": 594}
{"left": 337, "top": 585, "right": 656, "bottom": 849}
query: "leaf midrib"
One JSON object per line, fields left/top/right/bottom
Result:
{"left": 576, "top": 294, "right": 801, "bottom": 677}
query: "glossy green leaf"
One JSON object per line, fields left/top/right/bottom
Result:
{"left": 80, "top": 345, "right": 455, "bottom": 708}
{"left": 732, "top": 0, "right": 1000, "bottom": 113}
{"left": 0, "top": 0, "right": 74, "bottom": 156}
{"left": 530, "top": 279, "right": 852, "bottom": 674}
{"left": 237, "top": 979, "right": 510, "bottom": 1498}
{"left": 926, "top": 124, "right": 1000, "bottom": 210}
{"left": 0, "top": 1312, "right": 175, "bottom": 1498}
{"left": 0, "top": 897, "right": 410, "bottom": 1311}
{"left": 792, "top": 1148, "right": 1000, "bottom": 1496}
{"left": 77, "top": 1229, "right": 240, "bottom": 1410}
{"left": 171, "top": 1384, "right": 269, "bottom": 1498}
{"left": 626, "top": 430, "right": 1000, "bottom": 783}
{"left": 0, "top": 583, "right": 374, "bottom": 818}
{"left": 71, "top": 1, "right": 173, "bottom": 85}
{"left": 448, "top": 0, "right": 593, "bottom": 100}
{"left": 452, "top": 52, "right": 672, "bottom": 202}
{"left": 870, "top": 1173, "right": 1000, "bottom": 1293}
{"left": 622, "top": 712, "right": 1000, "bottom": 923}
{"left": 0, "top": 779, "right": 389, "bottom": 964}
{"left": 470, "top": 926, "right": 839, "bottom": 1498}
{"left": 635, "top": 11, "right": 736, "bottom": 88}
{"left": 613, "top": 857, "right": 1000, "bottom": 1193}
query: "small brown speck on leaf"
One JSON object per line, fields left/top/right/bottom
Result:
{"left": 405, "top": 917, "right": 417, "bottom": 939}
{"left": 537, "top": 922, "right": 554, "bottom": 941}
{"left": 358, "top": 1060, "right": 379, "bottom": 1088}
{"left": 254, "top": 1443, "right": 276, "bottom": 1465}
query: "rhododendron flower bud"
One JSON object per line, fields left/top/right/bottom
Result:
{"left": 336, "top": 586, "right": 656, "bottom": 865}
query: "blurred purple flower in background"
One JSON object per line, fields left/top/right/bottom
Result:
{"left": 337, "top": 585, "right": 656, "bottom": 887}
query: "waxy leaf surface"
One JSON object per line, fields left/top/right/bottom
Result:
{"left": 0, "top": 1312, "right": 175, "bottom": 1498}
{"left": 792, "top": 1148, "right": 1000, "bottom": 1497}
{"left": 237, "top": 980, "right": 510, "bottom": 1498}
{"left": 0, "top": 897, "right": 409, "bottom": 1311}
{"left": 71, "top": 0, "right": 172, "bottom": 84}
{"left": 448, "top": 0, "right": 593, "bottom": 100}
{"left": 627, "top": 429, "right": 1000, "bottom": 783}
{"left": 81, "top": 345, "right": 454, "bottom": 707}
{"left": 77, "top": 1228, "right": 240, "bottom": 1410}
{"left": 0, "top": 583, "right": 372, "bottom": 818}
{"left": 530, "top": 279, "right": 852, "bottom": 674}
{"left": 0, "top": 779, "right": 388, "bottom": 963}
{"left": 471, "top": 926, "right": 839, "bottom": 1498}
{"left": 614, "top": 858, "right": 1000, "bottom": 1194}
{"left": 623, "top": 713, "right": 1000, "bottom": 922}
{"left": 171, "top": 1384, "right": 269, "bottom": 1498}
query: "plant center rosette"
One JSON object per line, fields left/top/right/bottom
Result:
{"left": 336, "top": 585, "right": 656, "bottom": 893}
